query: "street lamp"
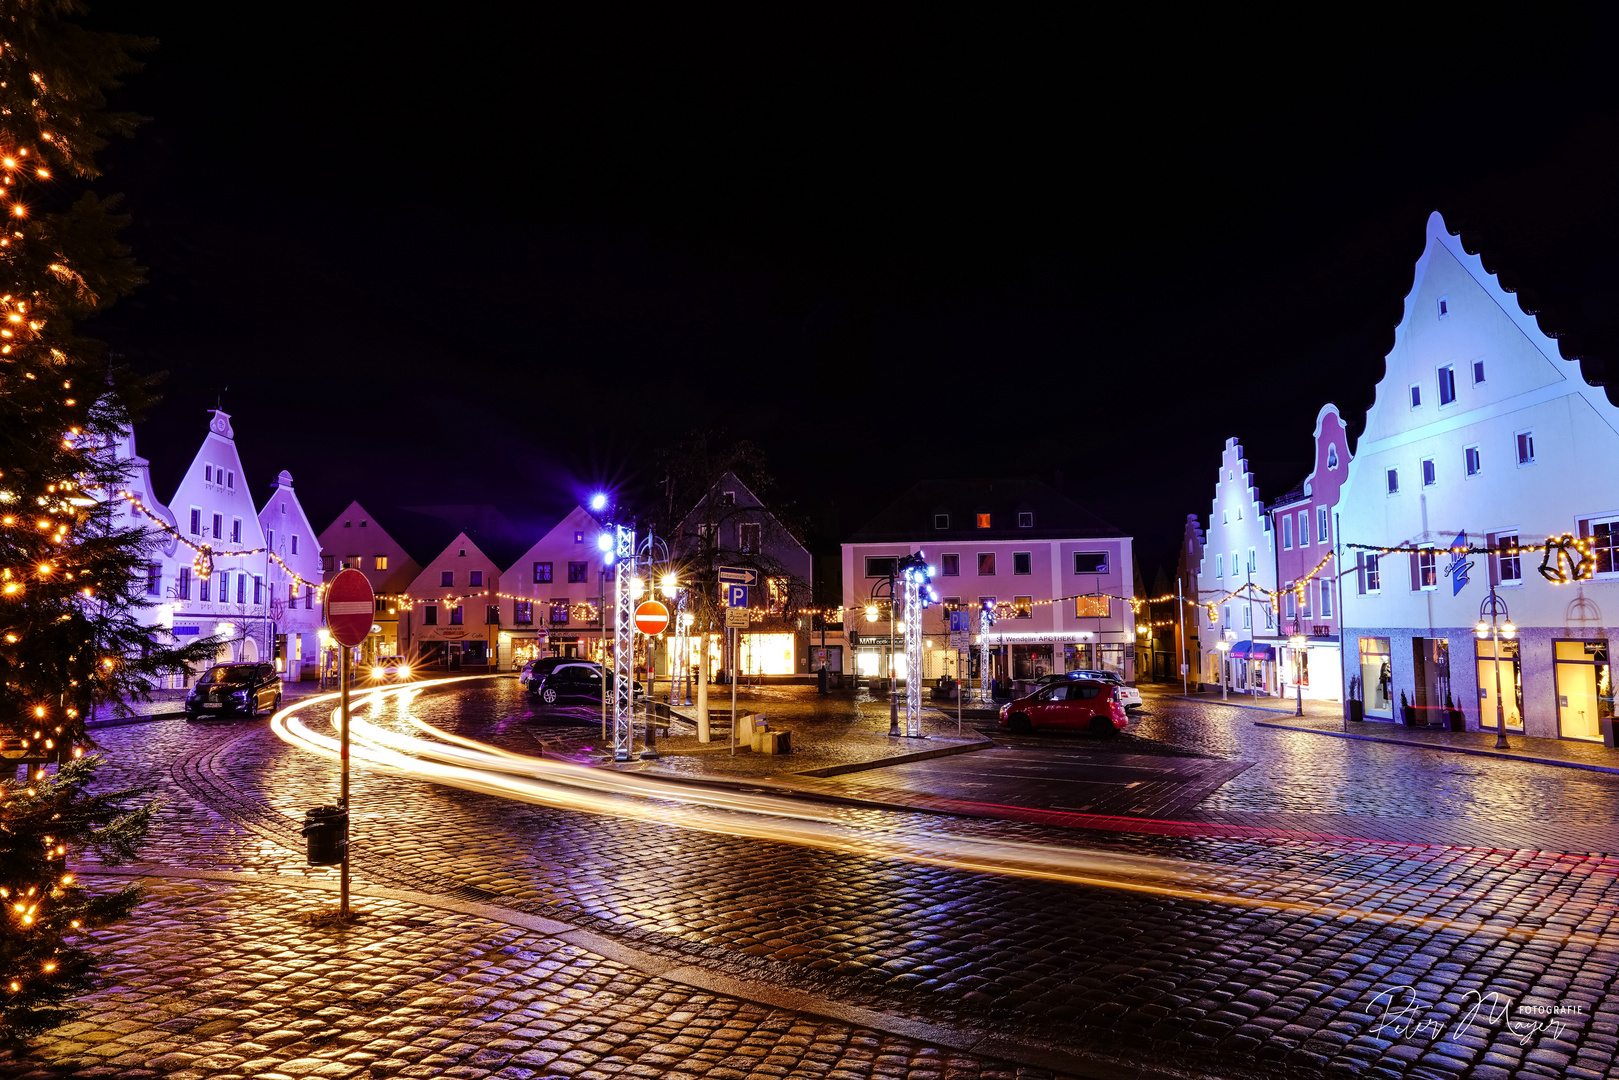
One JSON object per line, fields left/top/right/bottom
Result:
{"left": 1476, "top": 586, "right": 1516, "bottom": 750}
{"left": 1216, "top": 638, "right": 1232, "bottom": 702}
{"left": 1288, "top": 625, "right": 1307, "bottom": 717}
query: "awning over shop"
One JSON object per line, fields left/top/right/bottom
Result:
{"left": 1230, "top": 640, "right": 1275, "bottom": 660}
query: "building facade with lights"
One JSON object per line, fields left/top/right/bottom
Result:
{"left": 1175, "top": 514, "right": 1204, "bottom": 687}
{"left": 1335, "top": 210, "right": 1619, "bottom": 741}
{"left": 255, "top": 471, "right": 324, "bottom": 680}
{"left": 396, "top": 533, "right": 505, "bottom": 669}
{"left": 497, "top": 504, "right": 613, "bottom": 670}
{"left": 1268, "top": 404, "right": 1353, "bottom": 702}
{"left": 317, "top": 502, "right": 424, "bottom": 665}
{"left": 842, "top": 478, "right": 1137, "bottom": 688}
{"left": 1194, "top": 439, "right": 1281, "bottom": 694}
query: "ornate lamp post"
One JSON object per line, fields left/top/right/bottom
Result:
{"left": 1476, "top": 586, "right": 1516, "bottom": 750}
{"left": 1216, "top": 637, "right": 1232, "bottom": 702}
{"left": 867, "top": 574, "right": 900, "bottom": 734}
{"left": 1288, "top": 622, "right": 1307, "bottom": 717}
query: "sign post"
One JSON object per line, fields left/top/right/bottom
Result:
{"left": 635, "top": 601, "right": 670, "bottom": 759}
{"left": 323, "top": 568, "right": 374, "bottom": 918}
{"left": 723, "top": 582, "right": 749, "bottom": 756}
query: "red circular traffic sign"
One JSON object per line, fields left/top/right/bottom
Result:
{"left": 325, "top": 568, "right": 376, "bottom": 648}
{"left": 634, "top": 600, "right": 670, "bottom": 635}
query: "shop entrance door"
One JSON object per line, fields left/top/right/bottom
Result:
{"left": 1475, "top": 639, "right": 1522, "bottom": 732}
{"left": 1555, "top": 639, "right": 1612, "bottom": 742}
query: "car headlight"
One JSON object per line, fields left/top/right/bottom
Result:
{"left": 398, "top": 666, "right": 410, "bottom": 678}
{"left": 371, "top": 665, "right": 385, "bottom": 678}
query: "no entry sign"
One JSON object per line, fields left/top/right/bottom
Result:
{"left": 634, "top": 600, "right": 670, "bottom": 635}
{"left": 324, "top": 568, "right": 375, "bottom": 647}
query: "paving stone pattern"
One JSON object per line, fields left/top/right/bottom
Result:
{"left": 36, "top": 680, "right": 1619, "bottom": 1079}
{"left": 1, "top": 878, "right": 1061, "bottom": 1080}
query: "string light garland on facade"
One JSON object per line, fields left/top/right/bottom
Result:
{"left": 1345, "top": 535, "right": 1596, "bottom": 585}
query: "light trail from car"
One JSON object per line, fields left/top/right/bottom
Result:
{"left": 269, "top": 677, "right": 1619, "bottom": 951}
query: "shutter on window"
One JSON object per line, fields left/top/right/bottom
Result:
{"left": 1409, "top": 553, "right": 1421, "bottom": 591}
{"left": 1356, "top": 552, "right": 1366, "bottom": 595}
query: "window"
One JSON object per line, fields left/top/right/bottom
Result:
{"left": 1590, "top": 520, "right": 1619, "bottom": 576}
{"left": 1236, "top": 506, "right": 1242, "bottom": 521}
{"left": 146, "top": 562, "right": 161, "bottom": 596}
{"left": 514, "top": 600, "right": 534, "bottom": 625}
{"left": 1516, "top": 430, "right": 1535, "bottom": 465}
{"left": 739, "top": 522, "right": 761, "bottom": 553}
{"left": 1215, "top": 553, "right": 1224, "bottom": 579}
{"left": 423, "top": 605, "right": 438, "bottom": 625}
{"left": 568, "top": 561, "right": 588, "bottom": 583}
{"left": 209, "top": 514, "right": 221, "bottom": 540}
{"left": 534, "top": 562, "right": 553, "bottom": 583}
{"left": 1327, "top": 444, "right": 1339, "bottom": 469}
{"left": 1438, "top": 364, "right": 1457, "bottom": 406}
{"left": 1320, "top": 580, "right": 1332, "bottom": 617}
{"left": 237, "top": 575, "right": 246, "bottom": 604}
{"left": 976, "top": 513, "right": 991, "bottom": 529}
{"left": 574, "top": 531, "right": 584, "bottom": 544}
{"left": 231, "top": 518, "right": 242, "bottom": 544}
{"left": 176, "top": 567, "right": 191, "bottom": 600}
{"left": 374, "top": 555, "right": 387, "bottom": 571}
{"left": 254, "top": 576, "right": 263, "bottom": 603}
{"left": 198, "top": 578, "right": 209, "bottom": 602}
{"left": 226, "top": 471, "right": 235, "bottom": 490}
{"left": 486, "top": 605, "right": 499, "bottom": 625}
{"left": 1494, "top": 532, "right": 1522, "bottom": 585}
{"left": 1422, "top": 458, "right": 1436, "bottom": 486}
{"left": 1410, "top": 384, "right": 1422, "bottom": 408}
{"left": 1282, "top": 516, "right": 1292, "bottom": 549}
{"left": 291, "top": 536, "right": 299, "bottom": 555}
{"left": 1012, "top": 551, "right": 1032, "bottom": 575}
{"left": 1285, "top": 586, "right": 1296, "bottom": 619}
{"left": 1076, "top": 596, "right": 1110, "bottom": 618}
{"left": 1073, "top": 551, "right": 1109, "bottom": 574}
{"left": 1473, "top": 359, "right": 1485, "bottom": 385}
{"left": 304, "top": 590, "right": 312, "bottom": 609}
{"left": 205, "top": 464, "right": 213, "bottom": 483}
{"left": 977, "top": 552, "right": 996, "bottom": 575}
{"left": 1231, "top": 551, "right": 1240, "bottom": 578}
{"left": 449, "top": 605, "right": 464, "bottom": 625}
{"left": 343, "top": 520, "right": 351, "bottom": 528}
{"left": 321, "top": 554, "right": 334, "bottom": 572}
{"left": 1417, "top": 549, "right": 1438, "bottom": 591}
{"left": 1386, "top": 468, "right": 1399, "bottom": 494}
{"left": 440, "top": 571, "right": 454, "bottom": 587}
{"left": 1017, "top": 512, "right": 1034, "bottom": 528}
{"left": 720, "top": 491, "right": 736, "bottom": 506}
{"left": 1222, "top": 510, "right": 1229, "bottom": 525}
{"left": 1366, "top": 554, "right": 1381, "bottom": 594}
{"left": 1317, "top": 507, "right": 1329, "bottom": 543}
{"left": 550, "top": 599, "right": 569, "bottom": 624}
{"left": 189, "top": 508, "right": 201, "bottom": 535}
{"left": 1243, "top": 605, "right": 1252, "bottom": 629}
{"left": 865, "top": 556, "right": 897, "bottom": 578}
{"left": 934, "top": 514, "right": 949, "bottom": 529}
{"left": 941, "top": 554, "right": 960, "bottom": 576}
{"left": 344, "top": 555, "right": 358, "bottom": 570}
{"left": 1438, "top": 295, "right": 1449, "bottom": 318}
{"left": 1012, "top": 596, "right": 1033, "bottom": 618}
{"left": 469, "top": 570, "right": 484, "bottom": 587}
{"left": 267, "top": 530, "right": 275, "bottom": 551}
{"left": 979, "top": 596, "right": 997, "bottom": 616}
{"left": 1222, "top": 604, "right": 1231, "bottom": 627}
{"left": 1248, "top": 548, "right": 1257, "bottom": 573}
{"left": 1465, "top": 445, "right": 1482, "bottom": 477}
{"left": 697, "top": 523, "right": 715, "bottom": 547}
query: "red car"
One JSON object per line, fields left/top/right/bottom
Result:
{"left": 999, "top": 679, "right": 1127, "bottom": 737}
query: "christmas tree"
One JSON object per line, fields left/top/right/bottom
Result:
{"left": 0, "top": 2, "right": 217, "bottom": 1043}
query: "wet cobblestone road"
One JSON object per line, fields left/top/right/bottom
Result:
{"left": 10, "top": 677, "right": 1619, "bottom": 1080}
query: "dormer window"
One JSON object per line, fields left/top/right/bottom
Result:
{"left": 934, "top": 514, "right": 949, "bottom": 529}
{"left": 1017, "top": 512, "right": 1033, "bottom": 528}
{"left": 360, "top": 519, "right": 367, "bottom": 527}
{"left": 1438, "top": 295, "right": 1449, "bottom": 319}
{"left": 344, "top": 520, "right": 352, "bottom": 528}
{"left": 976, "top": 513, "right": 991, "bottom": 529}
{"left": 458, "top": 548, "right": 467, "bottom": 557}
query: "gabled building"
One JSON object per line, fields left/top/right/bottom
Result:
{"left": 317, "top": 502, "right": 423, "bottom": 661}
{"left": 1337, "top": 210, "right": 1619, "bottom": 740}
{"left": 257, "top": 471, "right": 325, "bottom": 680}
{"left": 674, "top": 471, "right": 813, "bottom": 675}
{"left": 497, "top": 504, "right": 612, "bottom": 669}
{"left": 844, "top": 478, "right": 1136, "bottom": 688}
{"left": 1269, "top": 404, "right": 1352, "bottom": 701}
{"left": 1195, "top": 439, "right": 1280, "bottom": 693}
{"left": 397, "top": 532, "right": 504, "bottom": 669}
{"left": 1176, "top": 514, "right": 1204, "bottom": 688}
{"left": 102, "top": 419, "right": 179, "bottom": 638}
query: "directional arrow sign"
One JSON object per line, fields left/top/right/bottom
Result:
{"left": 717, "top": 566, "right": 759, "bottom": 587}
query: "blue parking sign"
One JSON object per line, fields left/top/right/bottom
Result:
{"left": 949, "top": 610, "right": 969, "bottom": 632}
{"left": 728, "top": 584, "right": 748, "bottom": 608}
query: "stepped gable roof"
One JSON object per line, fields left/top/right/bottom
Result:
{"left": 848, "top": 478, "right": 1126, "bottom": 544}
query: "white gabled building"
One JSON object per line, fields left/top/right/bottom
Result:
{"left": 1337, "top": 210, "right": 1619, "bottom": 741}
{"left": 104, "top": 419, "right": 179, "bottom": 630}
{"left": 497, "top": 505, "right": 612, "bottom": 670}
{"left": 257, "top": 470, "right": 325, "bottom": 680}
{"left": 1194, "top": 439, "right": 1280, "bottom": 693}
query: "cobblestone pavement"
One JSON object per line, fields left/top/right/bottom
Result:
{"left": 18, "top": 678, "right": 1619, "bottom": 1080}
{"left": 2, "top": 877, "right": 1067, "bottom": 1080}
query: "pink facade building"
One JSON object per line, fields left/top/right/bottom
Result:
{"left": 1269, "top": 404, "right": 1353, "bottom": 701}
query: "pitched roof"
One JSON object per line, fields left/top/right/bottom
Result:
{"left": 847, "top": 478, "right": 1126, "bottom": 543}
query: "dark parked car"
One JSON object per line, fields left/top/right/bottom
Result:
{"left": 999, "top": 679, "right": 1127, "bottom": 736}
{"left": 185, "top": 663, "right": 284, "bottom": 719}
{"left": 528, "top": 661, "right": 641, "bottom": 707}
{"left": 518, "top": 655, "right": 573, "bottom": 690}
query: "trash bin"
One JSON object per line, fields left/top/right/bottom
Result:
{"left": 302, "top": 804, "right": 348, "bottom": 866}
{"left": 1603, "top": 716, "right": 1618, "bottom": 750}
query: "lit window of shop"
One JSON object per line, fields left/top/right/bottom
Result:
{"left": 1076, "top": 596, "right": 1109, "bottom": 618}
{"left": 1358, "top": 637, "right": 1392, "bottom": 718}
{"left": 1476, "top": 636, "right": 1522, "bottom": 733}
{"left": 1555, "top": 639, "right": 1612, "bottom": 742}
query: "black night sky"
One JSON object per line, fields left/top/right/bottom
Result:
{"left": 79, "top": 4, "right": 1619, "bottom": 577}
